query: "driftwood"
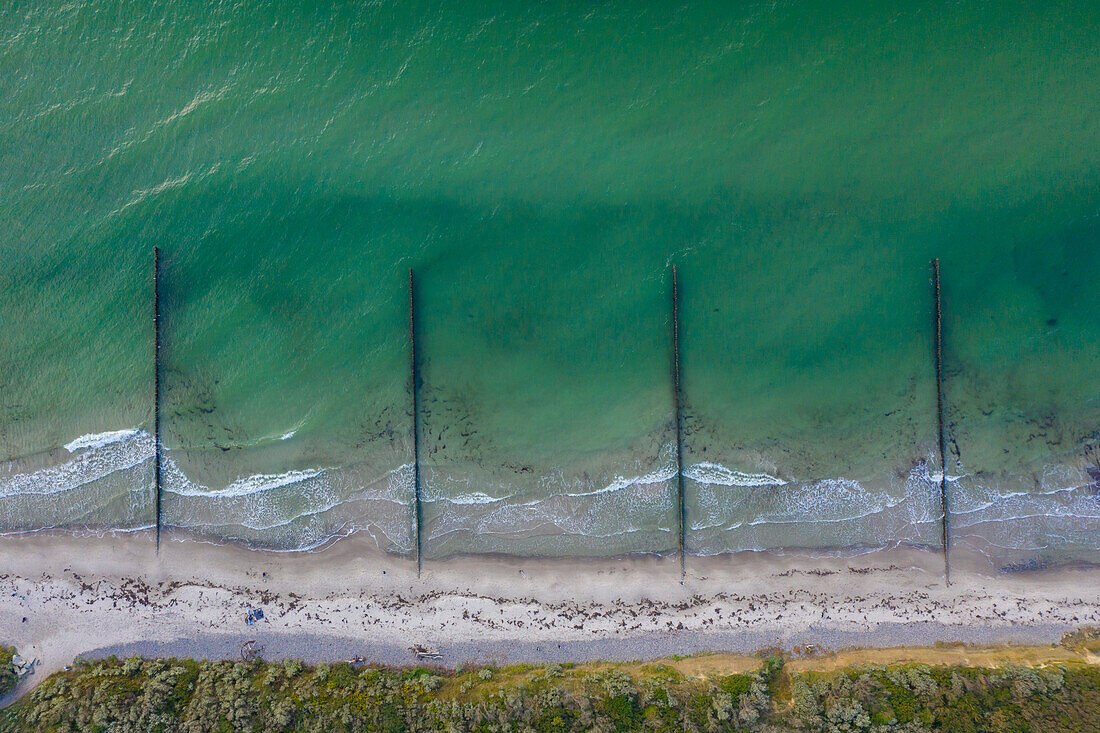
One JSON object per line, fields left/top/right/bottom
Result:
{"left": 409, "top": 644, "right": 442, "bottom": 661}
{"left": 240, "top": 640, "right": 263, "bottom": 662}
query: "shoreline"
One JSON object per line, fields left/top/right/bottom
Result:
{"left": 6, "top": 525, "right": 1096, "bottom": 579}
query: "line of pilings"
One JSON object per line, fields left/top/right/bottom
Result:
{"left": 153, "top": 247, "right": 163, "bottom": 553}
{"left": 932, "top": 258, "right": 950, "bottom": 585}
{"left": 671, "top": 265, "right": 686, "bottom": 581}
{"left": 140, "top": 261, "right": 952, "bottom": 577}
{"left": 409, "top": 269, "right": 424, "bottom": 577}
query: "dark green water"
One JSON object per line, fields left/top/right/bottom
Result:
{"left": 2, "top": 0, "right": 1098, "bottom": 567}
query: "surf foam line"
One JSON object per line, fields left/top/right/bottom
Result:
{"left": 162, "top": 462, "right": 415, "bottom": 499}
{"left": 430, "top": 460, "right": 936, "bottom": 525}
{"left": 168, "top": 518, "right": 412, "bottom": 554}
{"left": 447, "top": 492, "right": 511, "bottom": 505}
{"left": 2, "top": 430, "right": 417, "bottom": 552}
{"left": 165, "top": 469, "right": 326, "bottom": 498}
{"left": 685, "top": 462, "right": 948, "bottom": 538}
{"left": 0, "top": 455, "right": 152, "bottom": 499}
{"left": 562, "top": 463, "right": 677, "bottom": 498}
{"left": 688, "top": 539, "right": 916, "bottom": 558}
{"left": 7, "top": 431, "right": 1097, "bottom": 556}
{"left": 685, "top": 462, "right": 787, "bottom": 487}
{"left": 64, "top": 429, "right": 142, "bottom": 453}
{"left": 430, "top": 461, "right": 676, "bottom": 504}
{"left": 2, "top": 430, "right": 155, "bottom": 499}
{"left": 0, "top": 523, "right": 157, "bottom": 538}
{"left": 423, "top": 461, "right": 683, "bottom": 551}
{"left": 426, "top": 523, "right": 668, "bottom": 542}
{"left": 159, "top": 460, "right": 417, "bottom": 552}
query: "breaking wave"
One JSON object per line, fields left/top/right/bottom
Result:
{"left": 64, "top": 429, "right": 143, "bottom": 453}
{"left": 3, "top": 429, "right": 1097, "bottom": 564}
{"left": 1, "top": 428, "right": 415, "bottom": 553}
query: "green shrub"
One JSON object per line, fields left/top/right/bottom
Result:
{"left": 0, "top": 647, "right": 16, "bottom": 698}
{"left": 2, "top": 653, "right": 1100, "bottom": 732}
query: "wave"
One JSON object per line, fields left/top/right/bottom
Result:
{"left": 683, "top": 462, "right": 947, "bottom": 552}
{"left": 166, "top": 468, "right": 326, "bottom": 498}
{"left": 2, "top": 427, "right": 416, "bottom": 552}
{"left": 161, "top": 460, "right": 416, "bottom": 552}
{"left": 685, "top": 461, "right": 786, "bottom": 487}
{"left": 448, "top": 491, "right": 508, "bottom": 505}
{"left": 64, "top": 429, "right": 142, "bottom": 452}
{"left": 2, "top": 430, "right": 154, "bottom": 500}
{"left": 563, "top": 463, "right": 677, "bottom": 498}
{"left": 5, "top": 428, "right": 1098, "bottom": 561}
{"left": 430, "top": 455, "right": 677, "bottom": 505}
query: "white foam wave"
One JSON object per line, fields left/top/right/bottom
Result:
{"left": 166, "top": 469, "right": 324, "bottom": 498}
{"left": 925, "top": 471, "right": 968, "bottom": 483}
{"left": 449, "top": 491, "right": 508, "bottom": 505}
{"left": 685, "top": 461, "right": 787, "bottom": 487}
{"left": 3, "top": 430, "right": 154, "bottom": 499}
{"left": 8, "top": 428, "right": 1100, "bottom": 559}
{"left": 433, "top": 461, "right": 677, "bottom": 506}
{"left": 562, "top": 463, "right": 677, "bottom": 498}
{"left": 230, "top": 498, "right": 346, "bottom": 531}
{"left": 64, "top": 429, "right": 141, "bottom": 452}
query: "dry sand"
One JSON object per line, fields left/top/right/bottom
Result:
{"left": 2, "top": 530, "right": 1099, "bottom": 702}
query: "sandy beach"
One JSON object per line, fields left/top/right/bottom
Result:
{"left": 3, "top": 529, "right": 1099, "bottom": 704}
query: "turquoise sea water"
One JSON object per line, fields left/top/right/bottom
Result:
{"left": 2, "top": 1, "right": 1098, "bottom": 568}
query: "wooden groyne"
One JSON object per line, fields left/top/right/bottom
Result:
{"left": 931, "top": 258, "right": 950, "bottom": 585}
{"left": 671, "top": 265, "right": 686, "bottom": 581}
{"left": 153, "top": 247, "right": 163, "bottom": 553}
{"left": 409, "top": 269, "right": 424, "bottom": 577}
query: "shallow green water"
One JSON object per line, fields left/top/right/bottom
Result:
{"left": 2, "top": 0, "right": 1098, "bottom": 566}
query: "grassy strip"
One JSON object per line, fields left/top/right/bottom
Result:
{"left": 1, "top": 649, "right": 1099, "bottom": 732}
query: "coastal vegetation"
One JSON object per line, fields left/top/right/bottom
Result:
{"left": 0, "top": 647, "right": 16, "bottom": 698}
{"left": 2, "top": 646, "right": 1099, "bottom": 732}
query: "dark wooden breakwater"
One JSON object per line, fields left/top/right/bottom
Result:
{"left": 136, "top": 261, "right": 960, "bottom": 576}
{"left": 409, "top": 269, "right": 424, "bottom": 576}
{"left": 671, "top": 265, "right": 686, "bottom": 581}
{"left": 931, "top": 258, "right": 950, "bottom": 584}
{"left": 153, "top": 247, "right": 163, "bottom": 553}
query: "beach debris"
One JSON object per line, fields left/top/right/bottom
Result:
{"left": 245, "top": 607, "right": 264, "bottom": 625}
{"left": 240, "top": 640, "right": 264, "bottom": 662}
{"left": 345, "top": 656, "right": 366, "bottom": 665}
{"left": 410, "top": 644, "right": 442, "bottom": 661}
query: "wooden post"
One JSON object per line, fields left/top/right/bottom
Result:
{"left": 932, "top": 258, "right": 950, "bottom": 585}
{"left": 409, "top": 269, "right": 424, "bottom": 577}
{"left": 671, "top": 265, "right": 686, "bottom": 581}
{"left": 153, "top": 247, "right": 162, "bottom": 554}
